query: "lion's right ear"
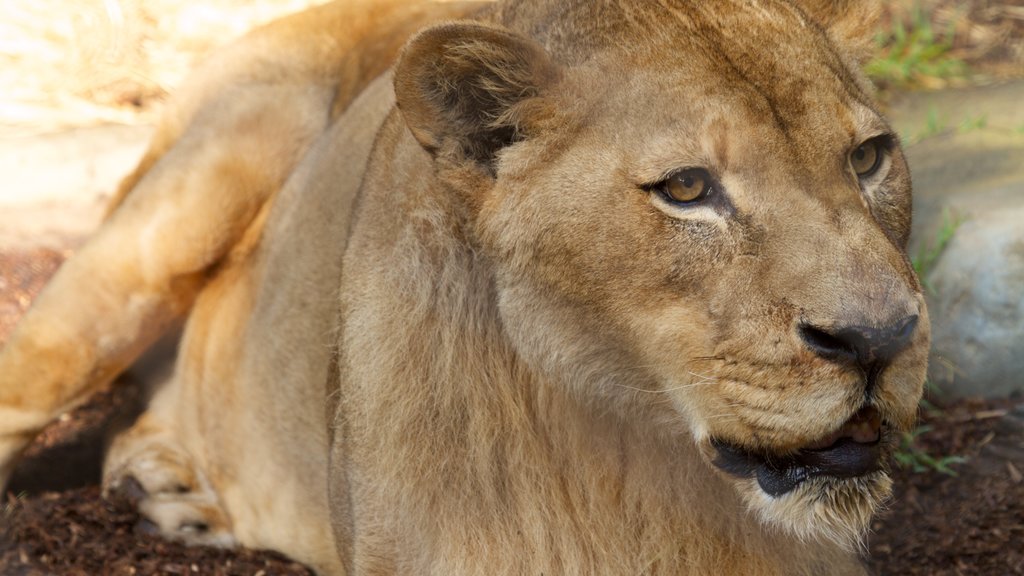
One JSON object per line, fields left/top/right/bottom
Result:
{"left": 393, "top": 22, "right": 560, "bottom": 170}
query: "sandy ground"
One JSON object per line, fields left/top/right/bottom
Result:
{"left": 0, "top": 0, "right": 330, "bottom": 250}
{"left": 0, "top": 0, "right": 326, "bottom": 136}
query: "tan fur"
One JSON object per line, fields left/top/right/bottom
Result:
{"left": 1, "top": 1, "right": 927, "bottom": 574}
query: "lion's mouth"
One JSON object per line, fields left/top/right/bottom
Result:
{"left": 711, "top": 406, "right": 885, "bottom": 497}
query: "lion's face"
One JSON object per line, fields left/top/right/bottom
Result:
{"left": 396, "top": 0, "right": 928, "bottom": 552}
{"left": 482, "top": 3, "right": 928, "bottom": 549}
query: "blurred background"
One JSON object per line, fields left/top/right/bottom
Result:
{"left": 0, "top": 0, "right": 1020, "bottom": 136}
{"left": 0, "top": 0, "right": 325, "bottom": 136}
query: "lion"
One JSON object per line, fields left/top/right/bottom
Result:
{"left": 0, "top": 0, "right": 929, "bottom": 574}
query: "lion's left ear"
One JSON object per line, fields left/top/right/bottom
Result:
{"left": 792, "top": 0, "right": 882, "bottom": 66}
{"left": 394, "top": 22, "right": 560, "bottom": 170}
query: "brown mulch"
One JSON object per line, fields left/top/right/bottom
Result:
{"left": 0, "top": 375, "right": 315, "bottom": 576}
{"left": 0, "top": 247, "right": 314, "bottom": 574}
{"left": 1, "top": 487, "right": 314, "bottom": 576}
{"left": 2, "top": 247, "right": 1024, "bottom": 574}
{"left": 870, "top": 397, "right": 1024, "bottom": 575}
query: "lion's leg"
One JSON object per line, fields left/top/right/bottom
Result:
{"left": 0, "top": 85, "right": 329, "bottom": 490}
{"left": 103, "top": 337, "right": 236, "bottom": 547}
{"left": 104, "top": 391, "right": 236, "bottom": 547}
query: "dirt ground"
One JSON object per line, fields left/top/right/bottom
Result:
{"left": 871, "top": 398, "right": 1024, "bottom": 575}
{"left": 2, "top": 1, "right": 1024, "bottom": 574}
{"left": 0, "top": 250, "right": 317, "bottom": 575}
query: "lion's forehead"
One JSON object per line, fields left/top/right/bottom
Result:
{"left": 537, "top": 73, "right": 880, "bottom": 216}
{"left": 495, "top": 0, "right": 850, "bottom": 74}
{"left": 576, "top": 68, "right": 864, "bottom": 164}
{"left": 502, "top": 1, "right": 880, "bottom": 176}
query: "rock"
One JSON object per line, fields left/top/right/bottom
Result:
{"left": 925, "top": 203, "right": 1024, "bottom": 397}
{"left": 891, "top": 80, "right": 1024, "bottom": 397}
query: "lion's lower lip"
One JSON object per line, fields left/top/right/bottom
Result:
{"left": 711, "top": 407, "right": 886, "bottom": 497}
{"left": 754, "top": 439, "right": 882, "bottom": 496}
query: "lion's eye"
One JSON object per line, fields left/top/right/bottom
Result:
{"left": 850, "top": 139, "right": 884, "bottom": 178}
{"left": 658, "top": 168, "right": 714, "bottom": 205}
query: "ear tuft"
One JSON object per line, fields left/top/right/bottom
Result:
{"left": 394, "top": 22, "right": 560, "bottom": 169}
{"left": 793, "top": 0, "right": 882, "bottom": 66}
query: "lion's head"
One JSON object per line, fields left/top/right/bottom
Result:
{"left": 393, "top": 0, "right": 928, "bottom": 551}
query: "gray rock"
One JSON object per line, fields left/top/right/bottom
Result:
{"left": 893, "top": 80, "right": 1024, "bottom": 397}
{"left": 925, "top": 202, "right": 1024, "bottom": 397}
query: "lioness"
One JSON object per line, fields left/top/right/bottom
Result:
{"left": 0, "top": 0, "right": 928, "bottom": 573}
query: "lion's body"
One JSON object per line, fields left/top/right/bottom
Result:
{"left": 0, "top": 1, "right": 929, "bottom": 574}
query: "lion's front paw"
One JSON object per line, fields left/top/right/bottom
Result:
{"left": 104, "top": 428, "right": 236, "bottom": 548}
{"left": 106, "top": 474, "right": 237, "bottom": 547}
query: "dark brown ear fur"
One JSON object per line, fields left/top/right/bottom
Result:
{"left": 393, "top": 22, "right": 560, "bottom": 170}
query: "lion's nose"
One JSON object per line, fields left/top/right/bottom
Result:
{"left": 798, "top": 315, "right": 919, "bottom": 385}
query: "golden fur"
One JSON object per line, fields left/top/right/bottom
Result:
{"left": 0, "top": 1, "right": 929, "bottom": 574}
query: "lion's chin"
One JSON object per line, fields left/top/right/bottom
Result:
{"left": 741, "top": 470, "right": 893, "bottom": 552}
